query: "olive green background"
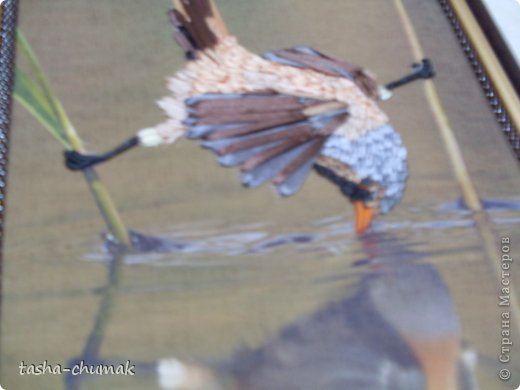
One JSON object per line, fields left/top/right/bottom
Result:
{"left": 1, "top": 1, "right": 519, "bottom": 389}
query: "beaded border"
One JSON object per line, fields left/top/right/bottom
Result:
{"left": 0, "top": 0, "right": 18, "bottom": 272}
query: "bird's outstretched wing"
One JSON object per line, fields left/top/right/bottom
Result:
{"left": 184, "top": 91, "right": 350, "bottom": 196}
{"left": 263, "top": 46, "right": 379, "bottom": 100}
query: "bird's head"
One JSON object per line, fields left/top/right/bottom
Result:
{"left": 319, "top": 125, "right": 409, "bottom": 234}
{"left": 350, "top": 163, "right": 408, "bottom": 234}
{"left": 348, "top": 179, "right": 381, "bottom": 234}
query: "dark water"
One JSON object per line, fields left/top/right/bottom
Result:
{"left": 3, "top": 0, "right": 520, "bottom": 389}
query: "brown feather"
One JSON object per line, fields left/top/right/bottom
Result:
{"left": 274, "top": 50, "right": 344, "bottom": 78}
{"left": 241, "top": 133, "right": 314, "bottom": 172}
{"left": 205, "top": 112, "right": 307, "bottom": 140}
{"left": 317, "top": 115, "right": 348, "bottom": 136}
{"left": 169, "top": 10, "right": 197, "bottom": 54}
{"left": 172, "top": 0, "right": 228, "bottom": 53}
{"left": 216, "top": 123, "right": 314, "bottom": 155}
{"left": 189, "top": 94, "right": 320, "bottom": 116}
{"left": 195, "top": 110, "right": 301, "bottom": 126}
{"left": 272, "top": 137, "right": 326, "bottom": 185}
{"left": 268, "top": 48, "right": 379, "bottom": 99}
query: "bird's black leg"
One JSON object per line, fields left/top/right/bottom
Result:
{"left": 385, "top": 59, "right": 435, "bottom": 90}
{"left": 64, "top": 136, "right": 139, "bottom": 171}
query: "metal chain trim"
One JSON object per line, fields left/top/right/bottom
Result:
{"left": 0, "top": 0, "right": 18, "bottom": 251}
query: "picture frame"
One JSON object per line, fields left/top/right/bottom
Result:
{"left": 1, "top": 1, "right": 518, "bottom": 389}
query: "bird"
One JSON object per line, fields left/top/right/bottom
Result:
{"left": 65, "top": 0, "right": 434, "bottom": 234}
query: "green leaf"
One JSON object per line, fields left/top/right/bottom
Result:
{"left": 14, "top": 68, "right": 71, "bottom": 149}
{"left": 16, "top": 29, "right": 82, "bottom": 150}
{"left": 15, "top": 68, "right": 59, "bottom": 127}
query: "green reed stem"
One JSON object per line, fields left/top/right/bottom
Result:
{"left": 14, "top": 30, "right": 131, "bottom": 247}
{"left": 82, "top": 168, "right": 131, "bottom": 246}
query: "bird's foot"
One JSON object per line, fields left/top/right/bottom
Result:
{"left": 412, "top": 58, "right": 435, "bottom": 80}
{"left": 64, "top": 150, "right": 104, "bottom": 171}
{"left": 64, "top": 136, "right": 139, "bottom": 171}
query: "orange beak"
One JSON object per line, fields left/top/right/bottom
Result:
{"left": 353, "top": 201, "right": 376, "bottom": 234}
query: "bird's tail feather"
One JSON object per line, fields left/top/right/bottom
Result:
{"left": 170, "top": 0, "right": 229, "bottom": 59}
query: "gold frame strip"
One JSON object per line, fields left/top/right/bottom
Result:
{"left": 449, "top": 0, "right": 520, "bottom": 135}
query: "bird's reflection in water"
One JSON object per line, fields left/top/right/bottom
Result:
{"left": 69, "top": 231, "right": 479, "bottom": 390}
{"left": 186, "top": 231, "right": 478, "bottom": 390}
